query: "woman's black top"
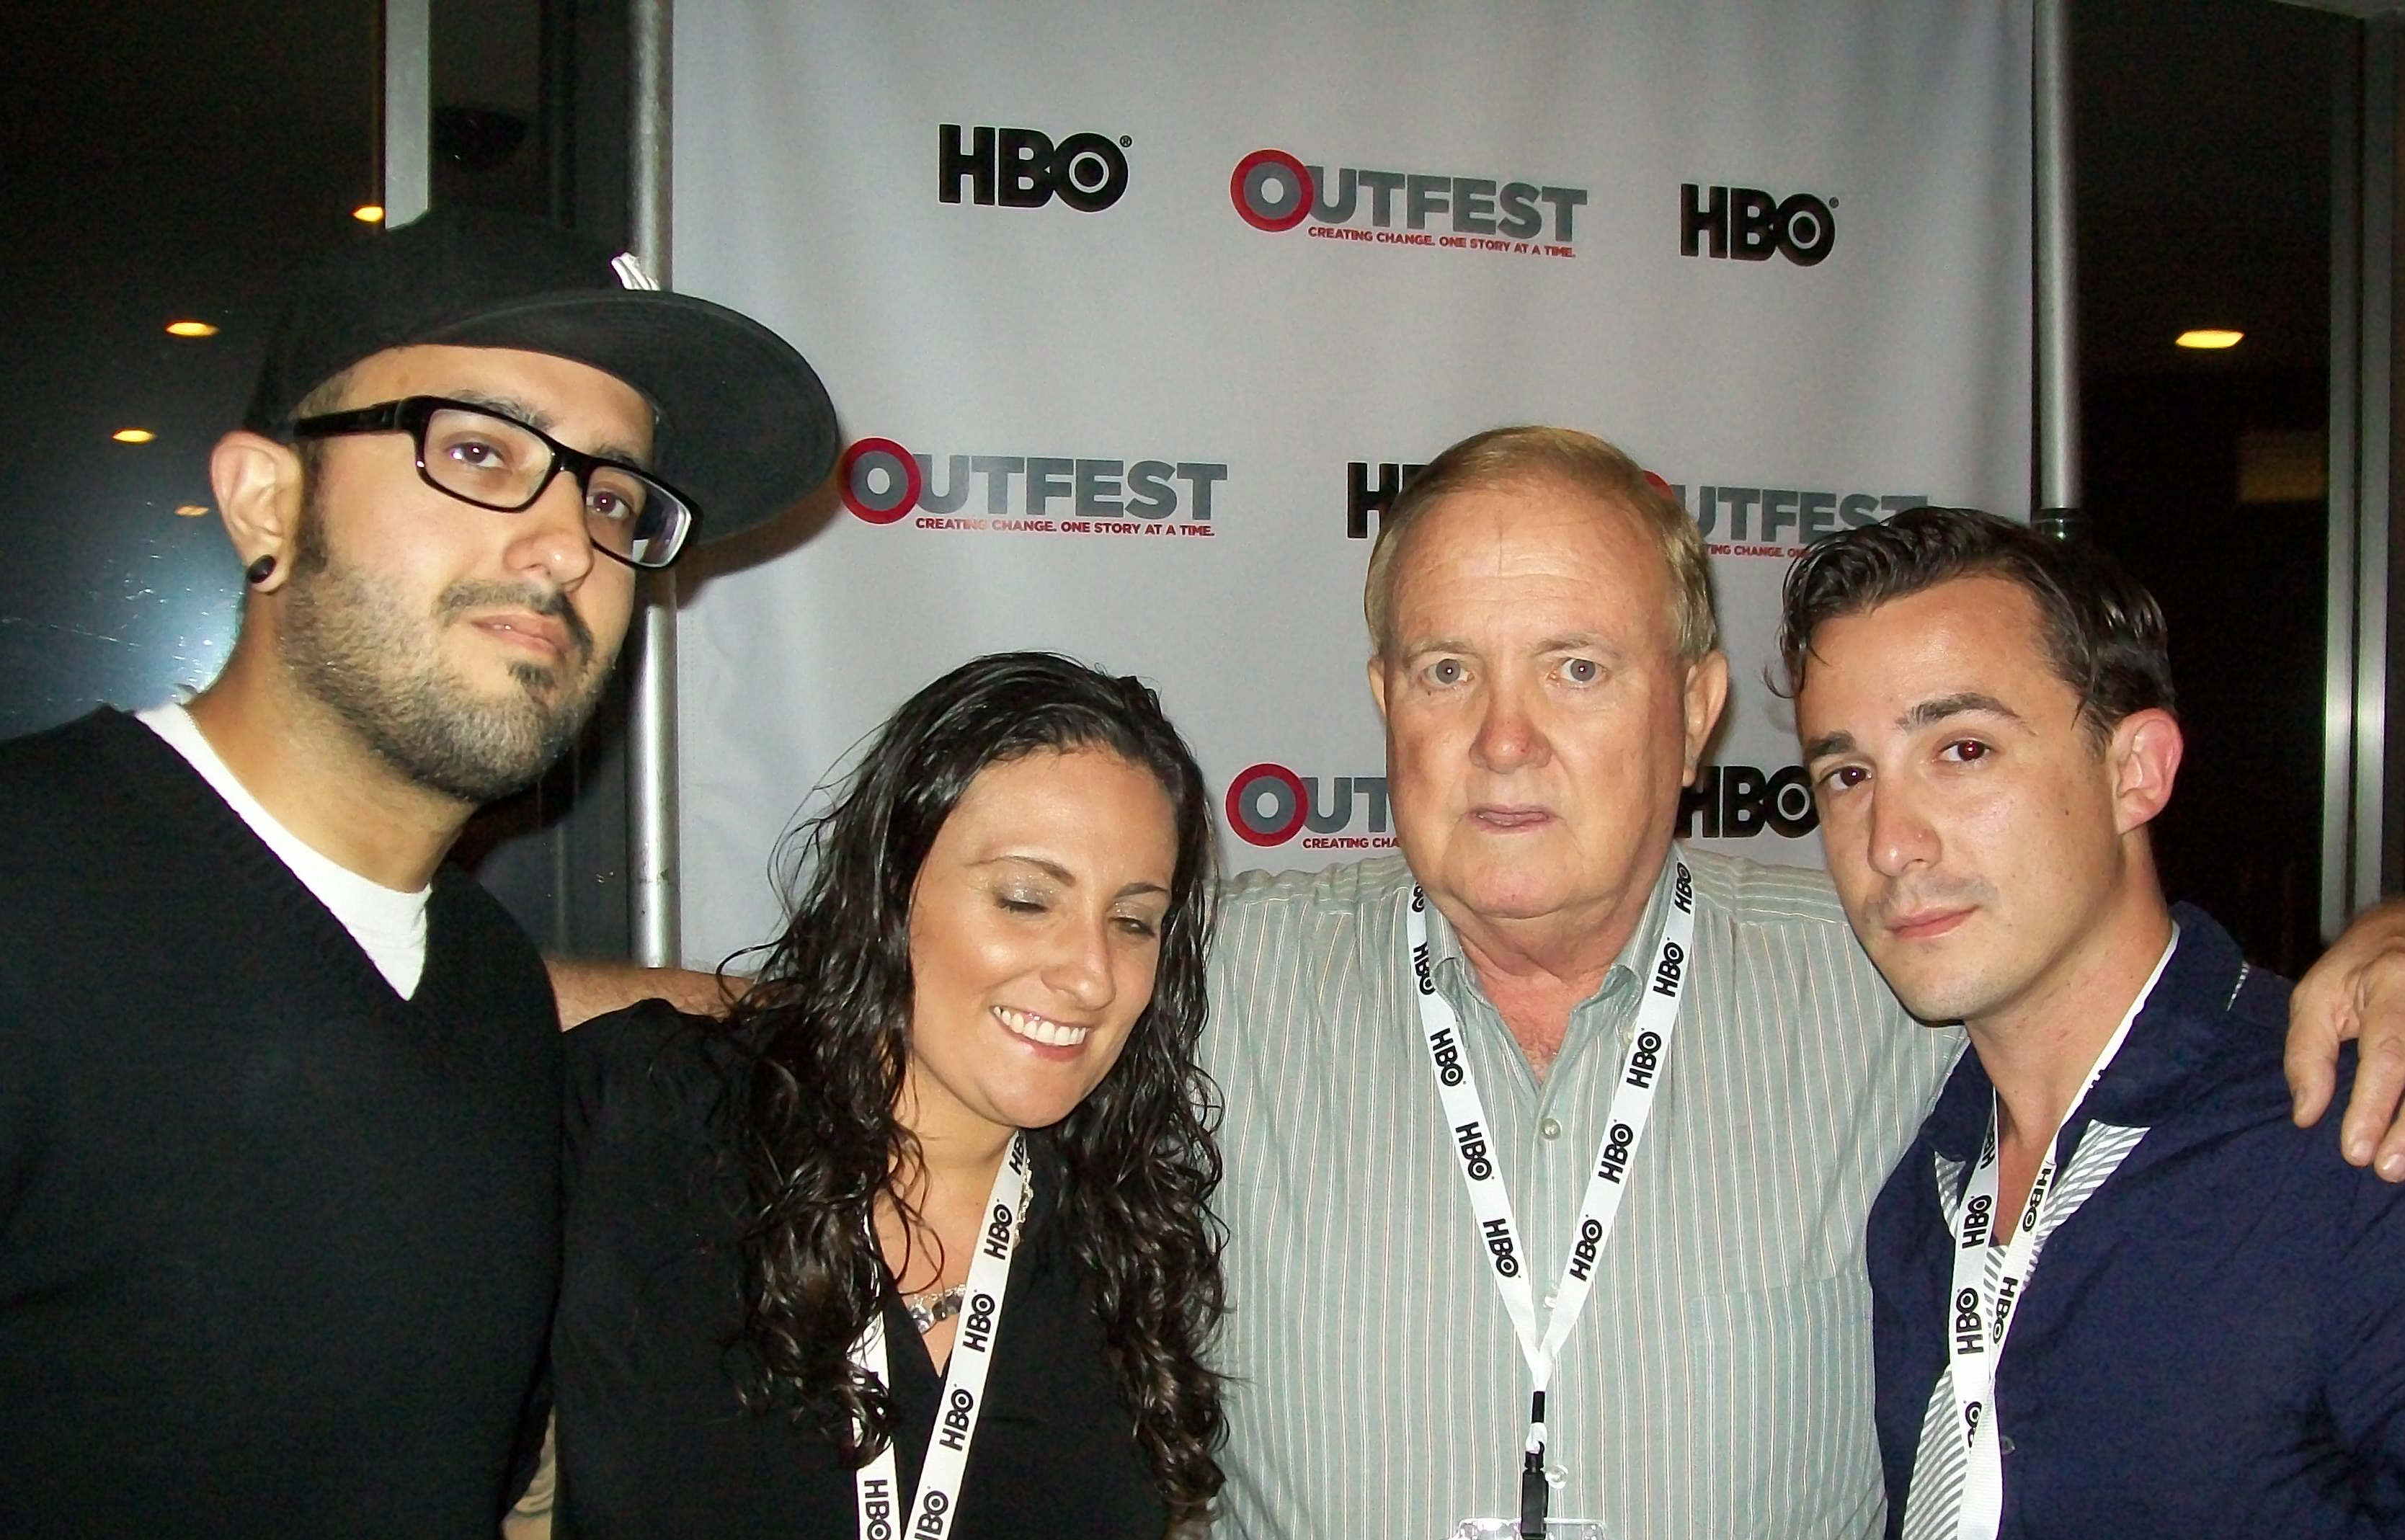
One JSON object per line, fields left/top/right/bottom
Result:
{"left": 553, "top": 1001, "right": 1165, "bottom": 1540}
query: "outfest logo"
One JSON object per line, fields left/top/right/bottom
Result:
{"left": 1656, "top": 479, "right": 1930, "bottom": 558}
{"left": 1342, "top": 459, "right": 1931, "bottom": 560}
{"left": 840, "top": 437, "right": 1224, "bottom": 538}
{"left": 1230, "top": 149, "right": 1588, "bottom": 259}
{"left": 1224, "top": 764, "right": 1397, "bottom": 850}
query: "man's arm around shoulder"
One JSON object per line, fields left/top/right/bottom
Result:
{"left": 543, "top": 957, "right": 743, "bottom": 1029}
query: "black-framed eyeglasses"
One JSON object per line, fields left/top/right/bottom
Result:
{"left": 290, "top": 396, "right": 695, "bottom": 569}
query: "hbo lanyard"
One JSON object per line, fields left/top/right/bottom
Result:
{"left": 1942, "top": 935, "right": 2173, "bottom": 1540}
{"left": 1410, "top": 856, "right": 1696, "bottom": 1539}
{"left": 851, "top": 1134, "right": 1030, "bottom": 1540}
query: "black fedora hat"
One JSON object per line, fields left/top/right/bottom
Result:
{"left": 242, "top": 207, "right": 837, "bottom": 548}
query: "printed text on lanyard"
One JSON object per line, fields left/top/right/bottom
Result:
{"left": 1937, "top": 933, "right": 2174, "bottom": 1540}
{"left": 852, "top": 1132, "right": 1030, "bottom": 1540}
{"left": 1413, "top": 855, "right": 1696, "bottom": 1540}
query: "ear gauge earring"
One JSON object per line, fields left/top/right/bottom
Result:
{"left": 244, "top": 554, "right": 277, "bottom": 587}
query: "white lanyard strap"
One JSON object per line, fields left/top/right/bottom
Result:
{"left": 1942, "top": 933, "right": 2175, "bottom": 1540}
{"left": 851, "top": 1133, "right": 1031, "bottom": 1540}
{"left": 1413, "top": 855, "right": 1696, "bottom": 1536}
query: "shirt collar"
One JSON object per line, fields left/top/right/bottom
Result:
{"left": 1925, "top": 904, "right": 2255, "bottom": 1163}
{"left": 1417, "top": 843, "right": 1685, "bottom": 1017}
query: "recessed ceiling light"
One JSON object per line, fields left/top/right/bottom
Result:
{"left": 352, "top": 204, "right": 386, "bottom": 223}
{"left": 164, "top": 320, "right": 218, "bottom": 338}
{"left": 112, "top": 428, "right": 156, "bottom": 443}
{"left": 2177, "top": 329, "right": 2244, "bottom": 350}
{"left": 173, "top": 504, "right": 210, "bottom": 517}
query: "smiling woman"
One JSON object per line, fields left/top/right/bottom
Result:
{"left": 548, "top": 651, "right": 1226, "bottom": 1540}
{"left": 900, "top": 748, "right": 1178, "bottom": 1151}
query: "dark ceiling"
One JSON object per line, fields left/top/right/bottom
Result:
{"left": 2077, "top": 0, "right": 2344, "bottom": 376}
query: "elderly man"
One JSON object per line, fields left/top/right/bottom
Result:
{"left": 0, "top": 209, "right": 833, "bottom": 1536}
{"left": 1201, "top": 427, "right": 2405, "bottom": 1540}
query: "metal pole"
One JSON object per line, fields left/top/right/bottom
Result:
{"left": 383, "top": 0, "right": 432, "bottom": 224}
{"left": 540, "top": 0, "right": 579, "bottom": 228}
{"left": 627, "top": 0, "right": 681, "bottom": 966}
{"left": 2357, "top": 19, "right": 2397, "bottom": 915}
{"left": 2032, "top": 0, "right": 2082, "bottom": 535}
{"left": 2327, "top": 24, "right": 2365, "bottom": 940}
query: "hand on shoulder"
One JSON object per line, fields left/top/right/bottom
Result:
{"left": 545, "top": 957, "right": 750, "bottom": 1030}
{"left": 2285, "top": 899, "right": 2405, "bottom": 1177}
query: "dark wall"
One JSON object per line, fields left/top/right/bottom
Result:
{"left": 2076, "top": 0, "right": 2344, "bottom": 974}
{"left": 1, "top": 3, "right": 380, "bottom": 739}
{"left": 2084, "top": 370, "right": 2329, "bottom": 974}
{"left": 0, "top": 0, "right": 635, "bottom": 956}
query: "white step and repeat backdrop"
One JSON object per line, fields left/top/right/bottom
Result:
{"left": 671, "top": 1, "right": 2033, "bottom": 967}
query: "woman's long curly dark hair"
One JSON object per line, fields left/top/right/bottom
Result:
{"left": 722, "top": 651, "right": 1224, "bottom": 1521}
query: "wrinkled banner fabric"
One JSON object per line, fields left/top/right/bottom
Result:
{"left": 671, "top": 1, "right": 2032, "bottom": 966}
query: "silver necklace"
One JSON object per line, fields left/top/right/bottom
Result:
{"left": 901, "top": 1158, "right": 1034, "bottom": 1334}
{"left": 903, "top": 1283, "right": 968, "bottom": 1333}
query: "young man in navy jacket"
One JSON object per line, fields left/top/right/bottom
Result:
{"left": 1783, "top": 507, "right": 2405, "bottom": 1540}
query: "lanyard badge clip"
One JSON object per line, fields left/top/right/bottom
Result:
{"left": 1519, "top": 1391, "right": 1550, "bottom": 1539}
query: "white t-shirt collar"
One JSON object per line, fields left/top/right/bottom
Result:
{"left": 136, "top": 703, "right": 430, "bottom": 1000}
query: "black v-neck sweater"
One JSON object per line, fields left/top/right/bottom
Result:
{"left": 0, "top": 709, "right": 562, "bottom": 1537}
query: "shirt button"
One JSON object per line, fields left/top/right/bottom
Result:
{"left": 1544, "top": 1461, "right": 1568, "bottom": 1487}
{"left": 1539, "top": 1117, "right": 1563, "bottom": 1140}
{"left": 1542, "top": 1288, "right": 1560, "bottom": 1311}
{"left": 1999, "top": 1436, "right": 2016, "bottom": 1455}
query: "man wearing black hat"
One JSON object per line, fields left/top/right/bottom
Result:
{"left": 0, "top": 208, "right": 835, "bottom": 1538}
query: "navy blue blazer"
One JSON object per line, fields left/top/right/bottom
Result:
{"left": 1868, "top": 907, "right": 2405, "bottom": 1539}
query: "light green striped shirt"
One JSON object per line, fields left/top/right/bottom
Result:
{"left": 1202, "top": 847, "right": 1965, "bottom": 1540}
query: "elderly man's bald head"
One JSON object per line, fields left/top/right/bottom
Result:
{"left": 1362, "top": 427, "right": 1718, "bottom": 664}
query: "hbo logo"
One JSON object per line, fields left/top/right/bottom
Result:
{"left": 1679, "top": 184, "right": 1836, "bottom": 267}
{"left": 1679, "top": 764, "right": 1819, "bottom": 840}
{"left": 939, "top": 124, "right": 1129, "bottom": 212}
